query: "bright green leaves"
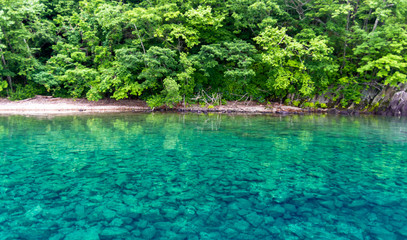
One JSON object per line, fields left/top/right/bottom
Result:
{"left": 2, "top": 0, "right": 407, "bottom": 107}
{"left": 95, "top": 3, "right": 127, "bottom": 45}
{"left": 0, "top": 80, "right": 7, "bottom": 92}
{"left": 139, "top": 47, "right": 178, "bottom": 88}
{"left": 358, "top": 54, "right": 407, "bottom": 86}
{"left": 196, "top": 40, "right": 257, "bottom": 94}
{"left": 226, "top": 0, "right": 282, "bottom": 35}
{"left": 177, "top": 53, "right": 195, "bottom": 101}
{"left": 31, "top": 68, "right": 58, "bottom": 91}
{"left": 155, "top": 24, "right": 200, "bottom": 49}
{"left": 255, "top": 26, "right": 335, "bottom": 97}
{"left": 59, "top": 67, "right": 99, "bottom": 98}
{"left": 89, "top": 48, "right": 145, "bottom": 100}
{"left": 162, "top": 77, "right": 182, "bottom": 108}
{"left": 0, "top": 0, "right": 53, "bottom": 90}
{"left": 185, "top": 6, "right": 224, "bottom": 29}
{"left": 354, "top": 24, "right": 407, "bottom": 87}
{"left": 146, "top": 77, "right": 182, "bottom": 109}
{"left": 222, "top": 40, "right": 257, "bottom": 89}
{"left": 71, "top": 52, "right": 87, "bottom": 63}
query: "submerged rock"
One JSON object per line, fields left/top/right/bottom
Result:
{"left": 245, "top": 212, "right": 263, "bottom": 227}
{"left": 102, "top": 209, "right": 116, "bottom": 221}
{"left": 398, "top": 225, "right": 407, "bottom": 237}
{"left": 110, "top": 218, "right": 123, "bottom": 227}
{"left": 348, "top": 200, "right": 367, "bottom": 208}
{"left": 236, "top": 198, "right": 252, "bottom": 209}
{"left": 100, "top": 227, "right": 129, "bottom": 239}
{"left": 233, "top": 220, "right": 250, "bottom": 232}
{"left": 18, "top": 228, "right": 52, "bottom": 240}
{"left": 141, "top": 226, "right": 157, "bottom": 240}
{"left": 224, "top": 228, "right": 239, "bottom": 238}
{"left": 163, "top": 208, "right": 179, "bottom": 220}
{"left": 64, "top": 229, "right": 99, "bottom": 240}
{"left": 253, "top": 227, "right": 269, "bottom": 237}
{"left": 266, "top": 205, "right": 286, "bottom": 217}
{"left": 154, "top": 222, "right": 172, "bottom": 231}
{"left": 320, "top": 200, "right": 335, "bottom": 210}
{"left": 144, "top": 209, "right": 163, "bottom": 222}
{"left": 370, "top": 226, "right": 397, "bottom": 240}
{"left": 75, "top": 204, "right": 85, "bottom": 219}
{"left": 25, "top": 205, "right": 42, "bottom": 219}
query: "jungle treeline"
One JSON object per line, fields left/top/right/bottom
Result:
{"left": 0, "top": 0, "right": 406, "bottom": 108}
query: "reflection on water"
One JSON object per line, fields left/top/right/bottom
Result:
{"left": 0, "top": 113, "right": 407, "bottom": 239}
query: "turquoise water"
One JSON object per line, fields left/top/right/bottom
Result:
{"left": 1, "top": 113, "right": 407, "bottom": 240}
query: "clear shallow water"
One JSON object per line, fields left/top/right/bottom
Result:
{"left": 1, "top": 113, "right": 407, "bottom": 240}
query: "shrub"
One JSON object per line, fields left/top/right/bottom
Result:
{"left": 292, "top": 100, "right": 300, "bottom": 107}
{"left": 8, "top": 84, "right": 47, "bottom": 101}
{"left": 146, "top": 95, "right": 164, "bottom": 109}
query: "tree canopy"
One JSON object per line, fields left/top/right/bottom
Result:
{"left": 1, "top": 0, "right": 406, "bottom": 107}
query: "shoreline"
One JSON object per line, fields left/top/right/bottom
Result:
{"left": 0, "top": 96, "right": 149, "bottom": 114}
{"left": 0, "top": 96, "right": 362, "bottom": 116}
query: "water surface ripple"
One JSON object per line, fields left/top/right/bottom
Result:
{"left": 1, "top": 113, "right": 407, "bottom": 239}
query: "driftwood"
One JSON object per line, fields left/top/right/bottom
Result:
{"left": 191, "top": 90, "right": 222, "bottom": 105}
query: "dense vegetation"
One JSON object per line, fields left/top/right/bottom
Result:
{"left": 0, "top": 0, "right": 406, "bottom": 108}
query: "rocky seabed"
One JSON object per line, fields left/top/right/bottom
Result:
{"left": 1, "top": 165, "right": 407, "bottom": 240}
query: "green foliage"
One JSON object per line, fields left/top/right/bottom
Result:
{"left": 8, "top": 84, "right": 46, "bottom": 101}
{"left": 292, "top": 100, "right": 301, "bottom": 107}
{"left": 255, "top": 26, "right": 336, "bottom": 97}
{"left": 319, "top": 103, "right": 328, "bottom": 108}
{"left": 146, "top": 95, "right": 164, "bottom": 109}
{"left": 1, "top": 0, "right": 406, "bottom": 108}
{"left": 59, "top": 67, "right": 99, "bottom": 98}
{"left": 162, "top": 77, "right": 181, "bottom": 108}
{"left": 0, "top": 81, "right": 7, "bottom": 92}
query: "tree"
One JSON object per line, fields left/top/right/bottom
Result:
{"left": 255, "top": 26, "right": 336, "bottom": 97}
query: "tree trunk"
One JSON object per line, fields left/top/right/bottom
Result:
{"left": 372, "top": 0, "right": 387, "bottom": 33}
{"left": 133, "top": 24, "right": 146, "bottom": 55}
{"left": 372, "top": 17, "right": 379, "bottom": 33}
{"left": 23, "top": 39, "right": 33, "bottom": 58}
{"left": 341, "top": 0, "right": 352, "bottom": 74}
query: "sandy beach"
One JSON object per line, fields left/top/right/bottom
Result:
{"left": 0, "top": 96, "right": 149, "bottom": 114}
{"left": 0, "top": 96, "right": 318, "bottom": 115}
